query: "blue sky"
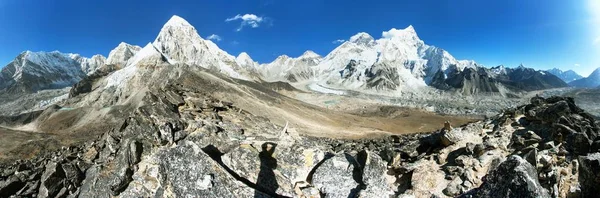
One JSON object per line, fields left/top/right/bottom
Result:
{"left": 1, "top": 0, "right": 599, "bottom": 76}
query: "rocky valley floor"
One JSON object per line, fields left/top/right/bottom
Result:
{"left": 1, "top": 65, "right": 600, "bottom": 198}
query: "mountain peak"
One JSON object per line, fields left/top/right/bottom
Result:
{"left": 164, "top": 15, "right": 192, "bottom": 28}
{"left": 349, "top": 32, "right": 374, "bottom": 45}
{"left": 236, "top": 52, "right": 254, "bottom": 63}
{"left": 381, "top": 26, "right": 420, "bottom": 40}
{"left": 237, "top": 52, "right": 251, "bottom": 59}
{"left": 299, "top": 50, "right": 320, "bottom": 59}
{"left": 590, "top": 67, "right": 600, "bottom": 77}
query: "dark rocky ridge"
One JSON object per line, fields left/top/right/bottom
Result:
{"left": 432, "top": 65, "right": 568, "bottom": 95}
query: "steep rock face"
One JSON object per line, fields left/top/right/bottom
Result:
{"left": 259, "top": 50, "right": 322, "bottom": 82}
{"left": 432, "top": 67, "right": 500, "bottom": 94}
{"left": 569, "top": 68, "right": 600, "bottom": 88}
{"left": 546, "top": 68, "right": 583, "bottom": 83}
{"left": 431, "top": 65, "right": 568, "bottom": 95}
{"left": 105, "top": 42, "right": 142, "bottom": 68}
{"left": 0, "top": 51, "right": 92, "bottom": 93}
{"left": 502, "top": 65, "right": 568, "bottom": 91}
{"left": 152, "top": 15, "right": 249, "bottom": 80}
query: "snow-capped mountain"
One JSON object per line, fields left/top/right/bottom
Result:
{"left": 106, "top": 42, "right": 142, "bottom": 68}
{"left": 569, "top": 68, "right": 600, "bottom": 88}
{"left": 152, "top": 15, "right": 251, "bottom": 80}
{"left": 259, "top": 50, "right": 323, "bottom": 82}
{"left": 546, "top": 68, "right": 583, "bottom": 83}
{"left": 0, "top": 15, "right": 568, "bottom": 96}
{"left": 249, "top": 26, "right": 565, "bottom": 95}
{"left": 309, "top": 26, "right": 487, "bottom": 92}
{"left": 0, "top": 51, "right": 104, "bottom": 93}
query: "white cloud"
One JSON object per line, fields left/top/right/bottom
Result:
{"left": 332, "top": 39, "right": 345, "bottom": 44}
{"left": 574, "top": 63, "right": 581, "bottom": 67}
{"left": 594, "top": 36, "right": 600, "bottom": 45}
{"left": 207, "top": 34, "right": 222, "bottom": 42}
{"left": 225, "top": 14, "right": 266, "bottom": 31}
{"left": 231, "top": 41, "right": 240, "bottom": 45}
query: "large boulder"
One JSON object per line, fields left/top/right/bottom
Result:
{"left": 155, "top": 141, "right": 262, "bottom": 197}
{"left": 578, "top": 153, "right": 600, "bottom": 198}
{"left": 312, "top": 153, "right": 362, "bottom": 198}
{"left": 37, "top": 162, "right": 66, "bottom": 198}
{"left": 359, "top": 151, "right": 395, "bottom": 197}
{"left": 469, "top": 155, "right": 550, "bottom": 198}
{"left": 221, "top": 143, "right": 294, "bottom": 197}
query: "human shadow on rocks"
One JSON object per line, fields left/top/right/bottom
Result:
{"left": 255, "top": 142, "right": 280, "bottom": 198}
{"left": 201, "top": 145, "right": 287, "bottom": 198}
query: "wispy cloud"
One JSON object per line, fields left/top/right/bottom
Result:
{"left": 594, "top": 36, "right": 600, "bottom": 45}
{"left": 207, "top": 34, "right": 222, "bottom": 42}
{"left": 225, "top": 14, "right": 268, "bottom": 31}
{"left": 231, "top": 41, "right": 240, "bottom": 45}
{"left": 332, "top": 39, "right": 345, "bottom": 44}
{"left": 574, "top": 63, "right": 581, "bottom": 67}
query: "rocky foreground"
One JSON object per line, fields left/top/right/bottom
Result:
{"left": 1, "top": 92, "right": 600, "bottom": 197}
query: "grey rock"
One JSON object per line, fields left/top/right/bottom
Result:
{"left": 312, "top": 153, "right": 361, "bottom": 198}
{"left": 0, "top": 175, "right": 25, "bottom": 197}
{"left": 38, "top": 162, "right": 66, "bottom": 198}
{"left": 157, "top": 141, "right": 260, "bottom": 197}
{"left": 469, "top": 155, "right": 550, "bottom": 198}
{"left": 443, "top": 177, "right": 464, "bottom": 196}
{"left": 359, "top": 151, "right": 395, "bottom": 197}
{"left": 578, "top": 153, "right": 600, "bottom": 198}
{"left": 440, "top": 129, "right": 459, "bottom": 147}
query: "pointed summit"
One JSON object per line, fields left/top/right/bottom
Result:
{"left": 299, "top": 50, "right": 320, "bottom": 59}
{"left": 237, "top": 52, "right": 251, "bottom": 59}
{"left": 236, "top": 52, "right": 258, "bottom": 69}
{"left": 349, "top": 32, "right": 375, "bottom": 46}
{"left": 164, "top": 15, "right": 193, "bottom": 28}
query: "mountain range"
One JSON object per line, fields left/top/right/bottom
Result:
{"left": 0, "top": 15, "right": 571, "bottom": 96}
{"left": 546, "top": 68, "right": 583, "bottom": 83}
{"left": 1, "top": 14, "right": 600, "bottom": 198}
{"left": 569, "top": 68, "right": 600, "bottom": 88}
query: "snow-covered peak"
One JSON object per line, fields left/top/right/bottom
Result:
{"left": 0, "top": 50, "right": 93, "bottom": 92}
{"left": 152, "top": 15, "right": 249, "bottom": 80}
{"left": 235, "top": 52, "right": 258, "bottom": 69}
{"left": 381, "top": 26, "right": 419, "bottom": 41}
{"left": 163, "top": 15, "right": 193, "bottom": 28}
{"left": 106, "top": 42, "right": 142, "bottom": 66}
{"left": 299, "top": 50, "right": 321, "bottom": 59}
{"left": 236, "top": 52, "right": 252, "bottom": 61}
{"left": 349, "top": 32, "right": 375, "bottom": 46}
